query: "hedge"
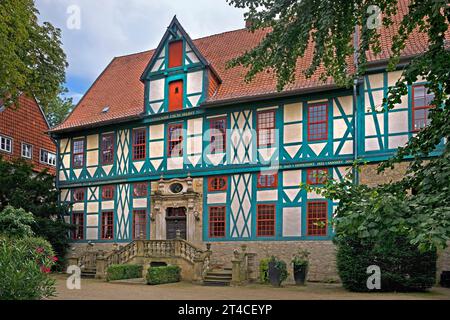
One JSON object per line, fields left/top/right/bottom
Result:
{"left": 336, "top": 235, "right": 437, "bottom": 292}
{"left": 259, "top": 258, "right": 270, "bottom": 283}
{"left": 106, "top": 264, "right": 143, "bottom": 281}
{"left": 147, "top": 265, "right": 181, "bottom": 285}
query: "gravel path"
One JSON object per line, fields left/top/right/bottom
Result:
{"left": 51, "top": 274, "right": 450, "bottom": 300}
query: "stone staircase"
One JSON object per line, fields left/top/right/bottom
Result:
{"left": 80, "top": 267, "right": 97, "bottom": 279}
{"left": 203, "top": 267, "right": 232, "bottom": 286}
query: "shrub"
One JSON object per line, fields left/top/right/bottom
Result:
{"left": 336, "top": 235, "right": 437, "bottom": 292}
{"left": 0, "top": 236, "right": 56, "bottom": 300}
{"left": 268, "top": 256, "right": 288, "bottom": 286}
{"left": 292, "top": 249, "right": 310, "bottom": 268}
{"left": 0, "top": 206, "right": 35, "bottom": 238}
{"left": 147, "top": 265, "right": 181, "bottom": 285}
{"left": 106, "top": 264, "right": 143, "bottom": 281}
{"left": 259, "top": 258, "right": 270, "bottom": 283}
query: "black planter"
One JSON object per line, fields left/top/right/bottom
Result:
{"left": 293, "top": 264, "right": 308, "bottom": 285}
{"left": 268, "top": 262, "right": 282, "bottom": 287}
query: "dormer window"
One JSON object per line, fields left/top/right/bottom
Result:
{"left": 169, "top": 80, "right": 184, "bottom": 111}
{"left": 168, "top": 40, "right": 183, "bottom": 68}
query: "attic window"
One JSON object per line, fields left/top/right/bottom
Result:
{"left": 102, "top": 106, "right": 110, "bottom": 113}
{"left": 168, "top": 40, "right": 183, "bottom": 68}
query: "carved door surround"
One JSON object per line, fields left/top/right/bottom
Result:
{"left": 150, "top": 176, "right": 202, "bottom": 243}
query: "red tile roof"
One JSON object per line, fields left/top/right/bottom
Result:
{"left": 52, "top": 0, "right": 448, "bottom": 133}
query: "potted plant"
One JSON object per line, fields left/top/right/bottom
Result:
{"left": 291, "top": 249, "right": 310, "bottom": 285}
{"left": 268, "top": 256, "right": 288, "bottom": 287}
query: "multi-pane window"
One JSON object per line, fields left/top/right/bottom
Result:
{"left": 209, "top": 206, "right": 226, "bottom": 238}
{"left": 73, "top": 188, "right": 85, "bottom": 202}
{"left": 208, "top": 176, "right": 228, "bottom": 192}
{"left": 101, "top": 211, "right": 114, "bottom": 240}
{"left": 0, "top": 135, "right": 12, "bottom": 153}
{"left": 102, "top": 185, "right": 115, "bottom": 200}
{"left": 40, "top": 149, "right": 56, "bottom": 166}
{"left": 133, "top": 210, "right": 147, "bottom": 239}
{"left": 307, "top": 201, "right": 328, "bottom": 236}
{"left": 168, "top": 123, "right": 183, "bottom": 157}
{"left": 257, "top": 111, "right": 276, "bottom": 147}
{"left": 307, "top": 103, "right": 328, "bottom": 141}
{"left": 133, "top": 183, "right": 148, "bottom": 198}
{"left": 101, "top": 133, "right": 115, "bottom": 164}
{"left": 72, "top": 139, "right": 85, "bottom": 168}
{"left": 257, "top": 173, "right": 278, "bottom": 189}
{"left": 257, "top": 204, "right": 276, "bottom": 237}
{"left": 21, "top": 143, "right": 32, "bottom": 159}
{"left": 307, "top": 168, "right": 328, "bottom": 185}
{"left": 412, "top": 85, "right": 434, "bottom": 131}
{"left": 210, "top": 118, "right": 226, "bottom": 154}
{"left": 72, "top": 212, "right": 84, "bottom": 240}
{"left": 132, "top": 128, "right": 146, "bottom": 161}
{"left": 168, "top": 40, "right": 183, "bottom": 68}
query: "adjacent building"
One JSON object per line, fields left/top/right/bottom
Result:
{"left": 0, "top": 94, "right": 56, "bottom": 174}
{"left": 50, "top": 5, "right": 448, "bottom": 281}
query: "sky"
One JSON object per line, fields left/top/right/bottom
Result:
{"left": 35, "top": 0, "right": 246, "bottom": 104}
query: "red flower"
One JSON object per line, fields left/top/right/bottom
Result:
{"left": 36, "top": 247, "right": 44, "bottom": 254}
{"left": 40, "top": 266, "right": 51, "bottom": 274}
{"left": 52, "top": 256, "right": 58, "bottom": 262}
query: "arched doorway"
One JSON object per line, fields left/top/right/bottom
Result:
{"left": 166, "top": 207, "right": 187, "bottom": 240}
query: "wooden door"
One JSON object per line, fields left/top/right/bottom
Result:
{"left": 166, "top": 207, "right": 187, "bottom": 240}
{"left": 168, "top": 80, "right": 183, "bottom": 111}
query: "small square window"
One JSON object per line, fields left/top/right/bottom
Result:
{"left": 307, "top": 168, "right": 328, "bottom": 185}
{"left": 208, "top": 176, "right": 228, "bottom": 192}
{"left": 133, "top": 183, "right": 148, "bottom": 198}
{"left": 102, "top": 185, "right": 115, "bottom": 200}
{"left": 73, "top": 188, "right": 85, "bottom": 202}
{"left": 21, "top": 143, "right": 33, "bottom": 159}
{"left": 257, "top": 173, "right": 278, "bottom": 189}
{"left": 0, "top": 135, "right": 12, "bottom": 153}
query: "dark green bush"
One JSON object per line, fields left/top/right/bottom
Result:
{"left": 106, "top": 264, "right": 143, "bottom": 281}
{"left": 259, "top": 258, "right": 270, "bottom": 283}
{"left": 147, "top": 265, "right": 181, "bottom": 285}
{"left": 336, "top": 235, "right": 437, "bottom": 292}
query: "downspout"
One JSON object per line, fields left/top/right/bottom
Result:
{"left": 352, "top": 24, "right": 360, "bottom": 184}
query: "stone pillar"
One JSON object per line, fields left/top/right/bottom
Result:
{"left": 95, "top": 252, "right": 106, "bottom": 279}
{"left": 192, "top": 254, "right": 204, "bottom": 284}
{"left": 231, "top": 250, "right": 242, "bottom": 286}
{"left": 136, "top": 240, "right": 145, "bottom": 257}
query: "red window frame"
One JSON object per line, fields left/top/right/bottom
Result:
{"left": 72, "top": 138, "right": 85, "bottom": 168}
{"left": 168, "top": 40, "right": 183, "bottom": 68}
{"left": 306, "top": 168, "right": 329, "bottom": 185}
{"left": 257, "top": 110, "right": 276, "bottom": 147}
{"left": 132, "top": 128, "right": 146, "bottom": 161}
{"left": 101, "top": 133, "right": 115, "bottom": 165}
{"left": 210, "top": 117, "right": 227, "bottom": 154}
{"left": 72, "top": 212, "right": 84, "bottom": 240}
{"left": 133, "top": 210, "right": 147, "bottom": 240}
{"left": 167, "top": 123, "right": 183, "bottom": 158}
{"left": 257, "top": 173, "right": 278, "bottom": 189}
{"left": 102, "top": 185, "right": 115, "bottom": 200}
{"left": 257, "top": 204, "right": 276, "bottom": 237}
{"left": 412, "top": 85, "right": 434, "bottom": 132}
{"left": 307, "top": 201, "right": 328, "bottom": 236}
{"left": 101, "top": 211, "right": 114, "bottom": 240}
{"left": 72, "top": 188, "right": 85, "bottom": 202}
{"left": 208, "top": 176, "right": 228, "bottom": 192}
{"left": 209, "top": 206, "right": 226, "bottom": 238}
{"left": 133, "top": 183, "right": 148, "bottom": 198}
{"left": 307, "top": 103, "right": 328, "bottom": 141}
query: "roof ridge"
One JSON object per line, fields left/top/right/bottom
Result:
{"left": 114, "top": 27, "right": 249, "bottom": 60}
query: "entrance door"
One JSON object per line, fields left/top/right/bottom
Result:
{"left": 166, "top": 207, "right": 187, "bottom": 240}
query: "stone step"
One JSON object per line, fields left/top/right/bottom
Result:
{"left": 207, "top": 270, "right": 232, "bottom": 277}
{"left": 204, "top": 274, "right": 232, "bottom": 281}
{"left": 203, "top": 279, "right": 231, "bottom": 287}
{"left": 81, "top": 272, "right": 96, "bottom": 279}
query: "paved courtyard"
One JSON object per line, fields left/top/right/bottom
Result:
{"left": 51, "top": 274, "right": 450, "bottom": 300}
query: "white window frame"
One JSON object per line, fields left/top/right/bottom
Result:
{"left": 0, "top": 135, "right": 13, "bottom": 153}
{"left": 21, "top": 143, "right": 33, "bottom": 159}
{"left": 40, "top": 149, "right": 56, "bottom": 167}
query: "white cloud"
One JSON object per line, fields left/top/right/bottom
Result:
{"left": 36, "top": 0, "right": 245, "bottom": 84}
